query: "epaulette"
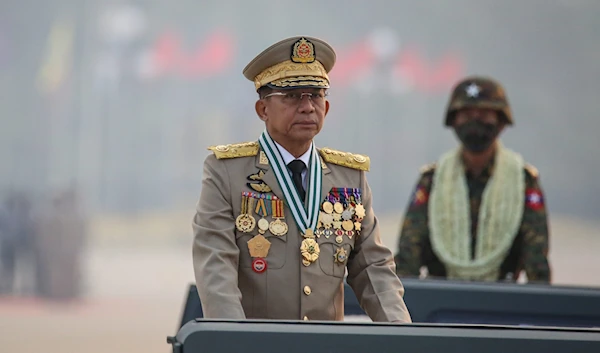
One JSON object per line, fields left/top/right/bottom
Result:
{"left": 419, "top": 163, "right": 436, "bottom": 174}
{"left": 319, "top": 147, "right": 370, "bottom": 171}
{"left": 524, "top": 163, "right": 539, "bottom": 178}
{"left": 207, "top": 141, "right": 259, "bottom": 159}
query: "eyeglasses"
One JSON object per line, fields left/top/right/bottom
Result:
{"left": 262, "top": 91, "right": 328, "bottom": 106}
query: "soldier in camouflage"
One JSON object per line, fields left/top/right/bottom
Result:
{"left": 394, "top": 76, "right": 551, "bottom": 283}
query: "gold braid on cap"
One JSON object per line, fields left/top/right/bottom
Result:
{"left": 253, "top": 60, "right": 329, "bottom": 90}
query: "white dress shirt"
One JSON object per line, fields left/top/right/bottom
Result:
{"left": 274, "top": 141, "right": 312, "bottom": 190}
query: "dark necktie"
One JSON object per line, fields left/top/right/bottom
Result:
{"left": 287, "top": 159, "right": 306, "bottom": 201}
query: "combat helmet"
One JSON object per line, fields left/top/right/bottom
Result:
{"left": 444, "top": 76, "right": 513, "bottom": 126}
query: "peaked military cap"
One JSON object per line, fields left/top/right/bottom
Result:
{"left": 445, "top": 76, "right": 513, "bottom": 126}
{"left": 243, "top": 36, "right": 336, "bottom": 91}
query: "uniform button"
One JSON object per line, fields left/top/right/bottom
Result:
{"left": 303, "top": 316, "right": 309, "bottom": 321}
{"left": 303, "top": 285, "right": 312, "bottom": 295}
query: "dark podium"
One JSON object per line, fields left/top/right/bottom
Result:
{"left": 168, "top": 319, "right": 600, "bottom": 353}
{"left": 177, "top": 278, "right": 600, "bottom": 329}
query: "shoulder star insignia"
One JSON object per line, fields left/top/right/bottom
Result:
{"left": 207, "top": 141, "right": 259, "bottom": 159}
{"left": 319, "top": 147, "right": 370, "bottom": 171}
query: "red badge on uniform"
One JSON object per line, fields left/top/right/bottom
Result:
{"left": 252, "top": 258, "right": 267, "bottom": 273}
{"left": 411, "top": 186, "right": 429, "bottom": 206}
{"left": 526, "top": 188, "right": 544, "bottom": 210}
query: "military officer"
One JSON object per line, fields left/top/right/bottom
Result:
{"left": 395, "top": 76, "right": 551, "bottom": 284}
{"left": 192, "top": 36, "right": 412, "bottom": 322}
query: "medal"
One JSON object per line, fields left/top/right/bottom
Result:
{"left": 258, "top": 218, "right": 269, "bottom": 233}
{"left": 335, "top": 229, "right": 344, "bottom": 243}
{"left": 269, "top": 218, "right": 288, "bottom": 236}
{"left": 323, "top": 229, "right": 333, "bottom": 239}
{"left": 334, "top": 247, "right": 348, "bottom": 265}
{"left": 353, "top": 189, "right": 365, "bottom": 237}
{"left": 258, "top": 131, "right": 324, "bottom": 268}
{"left": 300, "top": 238, "right": 320, "bottom": 265}
{"left": 255, "top": 196, "right": 269, "bottom": 234}
{"left": 248, "top": 234, "right": 271, "bottom": 258}
{"left": 236, "top": 192, "right": 256, "bottom": 232}
{"left": 269, "top": 197, "right": 288, "bottom": 236}
{"left": 345, "top": 230, "right": 354, "bottom": 239}
{"left": 333, "top": 202, "right": 344, "bottom": 214}
{"left": 304, "top": 228, "right": 314, "bottom": 238}
{"left": 353, "top": 188, "right": 366, "bottom": 219}
{"left": 354, "top": 203, "right": 366, "bottom": 219}
{"left": 252, "top": 258, "right": 267, "bottom": 273}
{"left": 341, "top": 208, "right": 353, "bottom": 220}
{"left": 333, "top": 220, "right": 342, "bottom": 230}
{"left": 320, "top": 212, "right": 333, "bottom": 229}
{"left": 342, "top": 220, "right": 354, "bottom": 231}
{"left": 322, "top": 201, "right": 334, "bottom": 214}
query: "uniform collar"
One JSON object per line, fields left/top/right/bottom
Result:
{"left": 273, "top": 141, "right": 312, "bottom": 167}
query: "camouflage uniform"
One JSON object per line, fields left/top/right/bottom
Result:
{"left": 394, "top": 76, "right": 551, "bottom": 283}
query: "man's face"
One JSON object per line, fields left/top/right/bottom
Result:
{"left": 255, "top": 88, "right": 330, "bottom": 145}
{"left": 452, "top": 107, "right": 505, "bottom": 153}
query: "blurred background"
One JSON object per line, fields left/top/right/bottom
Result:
{"left": 0, "top": 0, "right": 599, "bottom": 352}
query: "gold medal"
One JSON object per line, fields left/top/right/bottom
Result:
{"left": 236, "top": 214, "right": 256, "bottom": 232}
{"left": 235, "top": 213, "right": 256, "bottom": 233}
{"left": 300, "top": 238, "right": 320, "bottom": 264}
{"left": 247, "top": 234, "right": 271, "bottom": 258}
{"left": 342, "top": 220, "right": 354, "bottom": 231}
{"left": 354, "top": 203, "right": 366, "bottom": 219}
{"left": 257, "top": 218, "right": 269, "bottom": 233}
{"left": 354, "top": 221, "right": 362, "bottom": 231}
{"left": 335, "top": 235, "right": 343, "bottom": 244}
{"left": 269, "top": 198, "right": 288, "bottom": 236}
{"left": 236, "top": 193, "right": 256, "bottom": 232}
{"left": 332, "top": 213, "right": 342, "bottom": 222}
{"left": 322, "top": 201, "right": 334, "bottom": 214}
{"left": 333, "top": 221, "right": 342, "bottom": 230}
{"left": 333, "top": 202, "right": 344, "bottom": 214}
{"left": 334, "top": 247, "right": 348, "bottom": 265}
{"left": 304, "top": 228, "right": 314, "bottom": 238}
{"left": 269, "top": 218, "right": 288, "bottom": 236}
{"left": 254, "top": 198, "right": 269, "bottom": 234}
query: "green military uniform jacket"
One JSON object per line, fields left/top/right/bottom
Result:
{"left": 395, "top": 160, "right": 551, "bottom": 283}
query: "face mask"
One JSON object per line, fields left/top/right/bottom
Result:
{"left": 454, "top": 120, "right": 500, "bottom": 153}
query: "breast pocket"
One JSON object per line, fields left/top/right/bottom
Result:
{"left": 318, "top": 235, "right": 354, "bottom": 278}
{"left": 235, "top": 224, "right": 288, "bottom": 269}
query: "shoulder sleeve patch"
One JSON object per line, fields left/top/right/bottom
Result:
{"left": 207, "top": 141, "right": 259, "bottom": 159}
{"left": 524, "top": 163, "right": 539, "bottom": 178}
{"left": 319, "top": 147, "right": 370, "bottom": 171}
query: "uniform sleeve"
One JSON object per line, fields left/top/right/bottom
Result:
{"left": 520, "top": 170, "right": 552, "bottom": 283}
{"left": 394, "top": 172, "right": 433, "bottom": 277}
{"left": 346, "top": 172, "right": 412, "bottom": 323}
{"left": 192, "top": 155, "right": 246, "bottom": 319}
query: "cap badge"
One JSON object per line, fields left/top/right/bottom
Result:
{"left": 291, "top": 37, "right": 315, "bottom": 63}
